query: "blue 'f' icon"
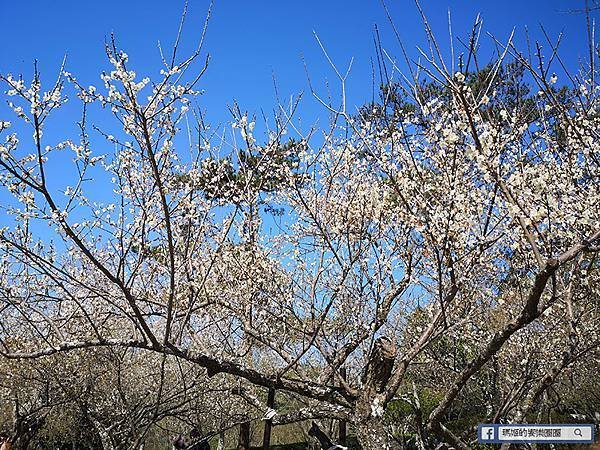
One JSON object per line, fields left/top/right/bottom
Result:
{"left": 481, "top": 427, "right": 495, "bottom": 441}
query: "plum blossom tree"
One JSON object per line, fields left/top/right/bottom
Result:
{"left": 0, "top": 5, "right": 598, "bottom": 450}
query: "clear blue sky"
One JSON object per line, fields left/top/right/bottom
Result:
{"left": 0, "top": 0, "right": 594, "bottom": 214}
{"left": 0, "top": 0, "right": 593, "bottom": 127}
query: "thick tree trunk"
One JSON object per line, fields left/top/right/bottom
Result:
{"left": 354, "top": 337, "right": 398, "bottom": 450}
{"left": 237, "top": 422, "right": 251, "bottom": 450}
{"left": 361, "top": 337, "right": 396, "bottom": 394}
{"left": 338, "top": 420, "right": 347, "bottom": 447}
{"left": 338, "top": 368, "right": 347, "bottom": 446}
{"left": 354, "top": 417, "right": 395, "bottom": 450}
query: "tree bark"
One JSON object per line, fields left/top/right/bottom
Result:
{"left": 338, "top": 368, "right": 347, "bottom": 446}
{"left": 237, "top": 422, "right": 251, "bottom": 450}
{"left": 353, "top": 337, "right": 398, "bottom": 449}
{"left": 216, "top": 432, "right": 225, "bottom": 450}
{"left": 354, "top": 418, "right": 396, "bottom": 450}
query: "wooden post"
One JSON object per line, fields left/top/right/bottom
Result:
{"left": 237, "top": 421, "right": 251, "bottom": 450}
{"left": 338, "top": 368, "right": 347, "bottom": 446}
{"left": 261, "top": 388, "right": 276, "bottom": 450}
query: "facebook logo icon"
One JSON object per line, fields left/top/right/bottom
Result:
{"left": 481, "top": 426, "right": 496, "bottom": 441}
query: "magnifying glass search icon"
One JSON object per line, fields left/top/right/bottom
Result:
{"left": 574, "top": 428, "right": 583, "bottom": 437}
